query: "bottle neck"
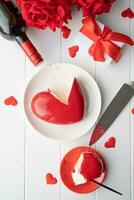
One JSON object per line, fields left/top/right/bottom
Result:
{"left": 15, "top": 31, "right": 28, "bottom": 45}
{"left": 15, "top": 32, "right": 43, "bottom": 66}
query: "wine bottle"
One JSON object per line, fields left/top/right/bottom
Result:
{"left": 0, "top": 0, "right": 43, "bottom": 66}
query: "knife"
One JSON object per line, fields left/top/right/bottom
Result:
{"left": 89, "top": 81, "right": 134, "bottom": 146}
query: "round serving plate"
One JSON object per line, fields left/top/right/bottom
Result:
{"left": 24, "top": 62, "right": 101, "bottom": 140}
{"left": 60, "top": 146, "right": 106, "bottom": 194}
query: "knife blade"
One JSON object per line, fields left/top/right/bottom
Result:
{"left": 89, "top": 82, "right": 134, "bottom": 146}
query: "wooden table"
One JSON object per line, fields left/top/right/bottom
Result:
{"left": 0, "top": 0, "right": 134, "bottom": 199}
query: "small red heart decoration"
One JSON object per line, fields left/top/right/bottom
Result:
{"left": 121, "top": 8, "right": 134, "bottom": 19}
{"left": 131, "top": 108, "right": 134, "bottom": 114}
{"left": 68, "top": 45, "right": 79, "bottom": 58}
{"left": 46, "top": 173, "right": 57, "bottom": 185}
{"left": 31, "top": 78, "right": 84, "bottom": 124}
{"left": 104, "top": 137, "right": 116, "bottom": 148}
{"left": 61, "top": 26, "right": 71, "bottom": 39}
{"left": 4, "top": 96, "right": 18, "bottom": 106}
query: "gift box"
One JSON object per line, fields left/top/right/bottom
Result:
{"left": 74, "top": 17, "right": 134, "bottom": 64}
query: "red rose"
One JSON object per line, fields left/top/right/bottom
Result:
{"left": 73, "top": 0, "right": 115, "bottom": 17}
{"left": 17, "top": 0, "right": 72, "bottom": 31}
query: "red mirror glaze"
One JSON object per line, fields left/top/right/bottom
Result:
{"left": 31, "top": 79, "right": 84, "bottom": 124}
{"left": 79, "top": 152, "right": 104, "bottom": 180}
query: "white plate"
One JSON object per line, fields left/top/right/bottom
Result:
{"left": 24, "top": 63, "right": 101, "bottom": 140}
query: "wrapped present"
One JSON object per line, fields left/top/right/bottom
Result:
{"left": 74, "top": 17, "right": 134, "bottom": 64}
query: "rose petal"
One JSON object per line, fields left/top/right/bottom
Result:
{"left": 57, "top": 5, "right": 65, "bottom": 18}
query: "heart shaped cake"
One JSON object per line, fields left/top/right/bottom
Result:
{"left": 72, "top": 151, "right": 104, "bottom": 185}
{"left": 31, "top": 78, "right": 84, "bottom": 125}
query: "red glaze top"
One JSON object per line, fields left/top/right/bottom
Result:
{"left": 79, "top": 152, "right": 103, "bottom": 180}
{"left": 31, "top": 78, "right": 84, "bottom": 124}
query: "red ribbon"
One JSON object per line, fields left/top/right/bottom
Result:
{"left": 80, "top": 17, "right": 134, "bottom": 62}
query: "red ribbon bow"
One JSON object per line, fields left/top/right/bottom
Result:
{"left": 80, "top": 17, "right": 134, "bottom": 62}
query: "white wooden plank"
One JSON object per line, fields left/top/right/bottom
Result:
{"left": 60, "top": 9, "right": 96, "bottom": 200}
{"left": 96, "top": 0, "right": 132, "bottom": 199}
{"left": 25, "top": 29, "right": 61, "bottom": 200}
{"left": 130, "top": 0, "right": 134, "bottom": 199}
{"left": 0, "top": 37, "right": 25, "bottom": 199}
{"left": 0, "top": 0, "right": 133, "bottom": 199}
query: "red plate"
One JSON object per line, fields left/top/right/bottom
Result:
{"left": 60, "top": 146, "right": 106, "bottom": 194}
